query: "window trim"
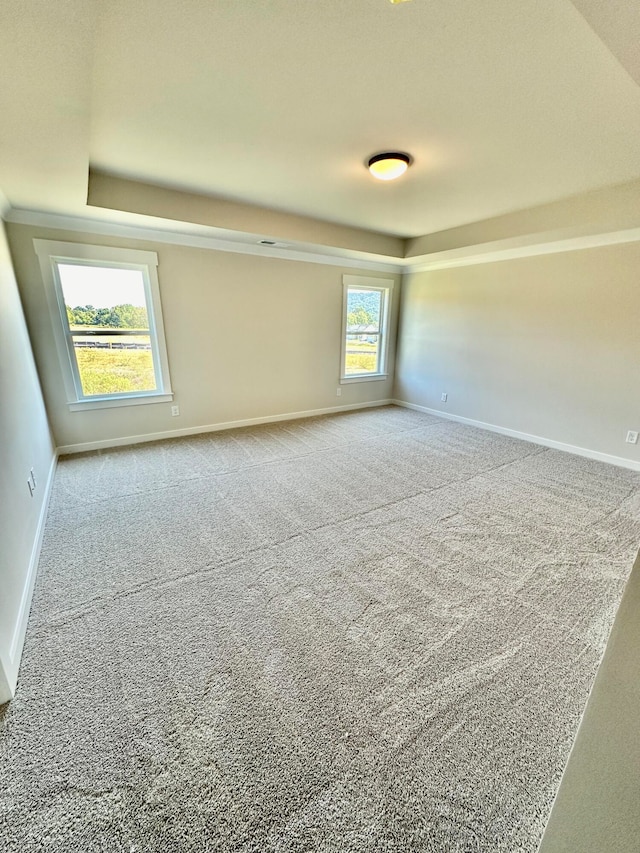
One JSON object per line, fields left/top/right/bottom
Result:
{"left": 340, "top": 275, "right": 393, "bottom": 383}
{"left": 34, "top": 240, "right": 173, "bottom": 410}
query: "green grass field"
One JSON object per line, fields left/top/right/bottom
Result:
{"left": 345, "top": 352, "right": 377, "bottom": 373}
{"left": 345, "top": 340, "right": 378, "bottom": 374}
{"left": 76, "top": 348, "right": 156, "bottom": 395}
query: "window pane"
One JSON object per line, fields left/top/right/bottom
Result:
{"left": 345, "top": 286, "right": 383, "bottom": 375}
{"left": 344, "top": 332, "right": 380, "bottom": 375}
{"left": 72, "top": 334, "right": 156, "bottom": 396}
{"left": 57, "top": 263, "right": 157, "bottom": 397}
{"left": 58, "top": 264, "right": 150, "bottom": 332}
{"left": 346, "top": 288, "right": 381, "bottom": 332}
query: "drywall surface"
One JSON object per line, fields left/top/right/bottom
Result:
{"left": 394, "top": 242, "right": 640, "bottom": 464}
{"left": 0, "top": 221, "right": 55, "bottom": 702}
{"left": 6, "top": 223, "right": 399, "bottom": 450}
{"left": 537, "top": 548, "right": 640, "bottom": 853}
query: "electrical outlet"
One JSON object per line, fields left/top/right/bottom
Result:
{"left": 336, "top": 388, "right": 342, "bottom": 397}
{"left": 626, "top": 430, "right": 638, "bottom": 444}
{"left": 441, "top": 392, "right": 448, "bottom": 402}
{"left": 171, "top": 405, "right": 180, "bottom": 417}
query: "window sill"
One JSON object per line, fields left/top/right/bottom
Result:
{"left": 68, "top": 392, "right": 174, "bottom": 412}
{"left": 340, "top": 373, "right": 388, "bottom": 384}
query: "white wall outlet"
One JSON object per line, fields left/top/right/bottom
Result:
{"left": 336, "top": 387, "right": 342, "bottom": 397}
{"left": 441, "top": 392, "right": 448, "bottom": 402}
{"left": 171, "top": 405, "right": 180, "bottom": 417}
{"left": 626, "top": 430, "right": 638, "bottom": 444}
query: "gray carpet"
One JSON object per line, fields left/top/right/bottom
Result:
{"left": 1, "top": 406, "right": 639, "bottom": 852}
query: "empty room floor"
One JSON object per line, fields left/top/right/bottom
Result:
{"left": 1, "top": 406, "right": 639, "bottom": 851}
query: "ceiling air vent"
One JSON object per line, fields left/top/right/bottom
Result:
{"left": 258, "top": 239, "right": 289, "bottom": 248}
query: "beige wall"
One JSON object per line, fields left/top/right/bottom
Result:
{"left": 394, "top": 242, "right": 640, "bottom": 464}
{"left": 7, "top": 223, "right": 399, "bottom": 451}
{"left": 0, "top": 221, "right": 55, "bottom": 702}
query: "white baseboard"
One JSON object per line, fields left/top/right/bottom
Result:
{"left": 57, "top": 400, "right": 394, "bottom": 455}
{"left": 393, "top": 400, "right": 640, "bottom": 472}
{"left": 1, "top": 450, "right": 59, "bottom": 702}
{"left": 0, "top": 653, "right": 12, "bottom": 706}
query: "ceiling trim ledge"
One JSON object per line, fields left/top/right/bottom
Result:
{"left": 87, "top": 171, "right": 405, "bottom": 259}
{"left": 4, "top": 208, "right": 404, "bottom": 274}
{"left": 405, "top": 227, "right": 640, "bottom": 273}
{"left": 9, "top": 210, "right": 640, "bottom": 277}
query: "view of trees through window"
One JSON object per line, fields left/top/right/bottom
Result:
{"left": 66, "top": 303, "right": 149, "bottom": 329}
{"left": 345, "top": 288, "right": 382, "bottom": 374}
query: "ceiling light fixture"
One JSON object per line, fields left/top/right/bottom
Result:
{"left": 367, "top": 152, "right": 412, "bottom": 181}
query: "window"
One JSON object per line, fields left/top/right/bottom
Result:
{"left": 340, "top": 275, "right": 393, "bottom": 382}
{"left": 34, "top": 240, "right": 173, "bottom": 410}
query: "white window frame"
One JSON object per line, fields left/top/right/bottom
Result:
{"left": 340, "top": 275, "right": 393, "bottom": 383}
{"left": 34, "top": 240, "right": 173, "bottom": 411}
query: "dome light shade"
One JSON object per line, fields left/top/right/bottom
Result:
{"left": 367, "top": 152, "right": 411, "bottom": 181}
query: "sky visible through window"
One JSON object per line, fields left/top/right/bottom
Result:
{"left": 57, "top": 264, "right": 146, "bottom": 309}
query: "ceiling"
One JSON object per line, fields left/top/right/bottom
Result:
{"left": 2, "top": 0, "right": 640, "bottom": 252}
